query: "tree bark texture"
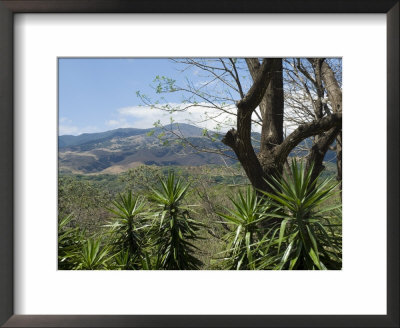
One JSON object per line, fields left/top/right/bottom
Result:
{"left": 222, "top": 58, "right": 342, "bottom": 194}
{"left": 321, "top": 60, "right": 343, "bottom": 191}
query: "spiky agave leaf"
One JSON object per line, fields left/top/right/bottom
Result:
{"left": 58, "top": 214, "right": 86, "bottom": 270}
{"left": 150, "top": 171, "right": 203, "bottom": 270}
{"left": 215, "top": 186, "right": 271, "bottom": 270}
{"left": 74, "top": 238, "right": 113, "bottom": 270}
{"left": 258, "top": 159, "right": 342, "bottom": 270}
{"left": 105, "top": 191, "right": 150, "bottom": 269}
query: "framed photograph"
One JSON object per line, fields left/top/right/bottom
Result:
{"left": 0, "top": 1, "right": 398, "bottom": 327}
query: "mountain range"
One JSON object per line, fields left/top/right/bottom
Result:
{"left": 59, "top": 124, "right": 237, "bottom": 174}
{"left": 59, "top": 123, "right": 336, "bottom": 174}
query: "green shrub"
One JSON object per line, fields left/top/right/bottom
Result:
{"left": 58, "top": 214, "right": 85, "bottom": 270}
{"left": 106, "top": 192, "right": 150, "bottom": 269}
{"left": 150, "top": 171, "right": 203, "bottom": 270}
{"left": 258, "top": 159, "right": 342, "bottom": 270}
{"left": 215, "top": 187, "right": 271, "bottom": 270}
{"left": 73, "top": 238, "right": 112, "bottom": 270}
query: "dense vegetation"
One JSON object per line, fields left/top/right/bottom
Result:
{"left": 58, "top": 161, "right": 341, "bottom": 270}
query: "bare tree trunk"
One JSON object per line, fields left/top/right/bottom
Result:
{"left": 222, "top": 59, "right": 276, "bottom": 192}
{"left": 321, "top": 61, "right": 343, "bottom": 193}
{"left": 336, "top": 132, "right": 342, "bottom": 191}
{"left": 304, "top": 59, "right": 342, "bottom": 184}
{"left": 243, "top": 58, "right": 284, "bottom": 191}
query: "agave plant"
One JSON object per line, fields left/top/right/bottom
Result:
{"left": 106, "top": 192, "right": 149, "bottom": 269}
{"left": 259, "top": 159, "right": 342, "bottom": 270}
{"left": 112, "top": 249, "right": 131, "bottom": 270}
{"left": 58, "top": 214, "right": 85, "bottom": 270}
{"left": 73, "top": 238, "right": 112, "bottom": 270}
{"left": 215, "top": 186, "right": 272, "bottom": 270}
{"left": 150, "top": 171, "right": 203, "bottom": 270}
{"left": 111, "top": 248, "right": 154, "bottom": 270}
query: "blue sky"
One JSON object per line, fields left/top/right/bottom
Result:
{"left": 59, "top": 58, "right": 193, "bottom": 135}
{"left": 59, "top": 58, "right": 233, "bottom": 135}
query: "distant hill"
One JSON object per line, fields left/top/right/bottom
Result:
{"left": 59, "top": 123, "right": 236, "bottom": 174}
{"left": 58, "top": 124, "right": 205, "bottom": 148}
{"left": 58, "top": 123, "right": 336, "bottom": 174}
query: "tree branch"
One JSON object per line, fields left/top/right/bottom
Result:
{"left": 302, "top": 126, "right": 340, "bottom": 188}
{"left": 320, "top": 61, "right": 342, "bottom": 113}
{"left": 221, "top": 128, "right": 238, "bottom": 150}
{"left": 306, "top": 127, "right": 340, "bottom": 172}
{"left": 274, "top": 113, "right": 342, "bottom": 164}
{"left": 245, "top": 58, "right": 260, "bottom": 71}
{"left": 236, "top": 59, "right": 274, "bottom": 113}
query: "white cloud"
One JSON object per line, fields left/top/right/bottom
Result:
{"left": 59, "top": 125, "right": 80, "bottom": 135}
{"left": 107, "top": 119, "right": 126, "bottom": 127}
{"left": 107, "top": 120, "right": 119, "bottom": 126}
{"left": 59, "top": 124, "right": 99, "bottom": 136}
{"left": 61, "top": 101, "right": 300, "bottom": 136}
{"left": 59, "top": 117, "right": 100, "bottom": 135}
{"left": 112, "top": 103, "right": 240, "bottom": 132}
{"left": 100, "top": 102, "right": 273, "bottom": 134}
{"left": 59, "top": 117, "right": 72, "bottom": 124}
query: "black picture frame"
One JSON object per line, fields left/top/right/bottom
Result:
{"left": 0, "top": 1, "right": 398, "bottom": 327}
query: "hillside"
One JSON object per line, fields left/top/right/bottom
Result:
{"left": 59, "top": 123, "right": 336, "bottom": 174}
{"left": 59, "top": 123, "right": 237, "bottom": 174}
